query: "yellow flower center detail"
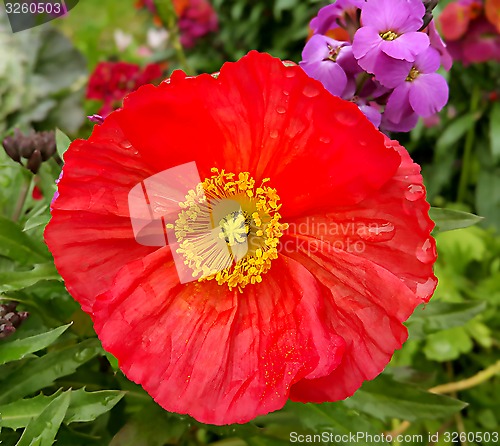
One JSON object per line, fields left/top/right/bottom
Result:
{"left": 406, "top": 67, "right": 420, "bottom": 82}
{"left": 380, "top": 30, "right": 399, "bottom": 41}
{"left": 168, "top": 168, "right": 288, "bottom": 291}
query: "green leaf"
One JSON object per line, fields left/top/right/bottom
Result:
{"left": 429, "top": 207, "right": 483, "bottom": 233}
{"left": 65, "top": 388, "right": 125, "bottom": 424}
{"left": 476, "top": 170, "right": 500, "bottom": 233}
{"left": 109, "top": 402, "right": 188, "bottom": 446}
{"left": 0, "top": 339, "right": 101, "bottom": 404}
{"left": 423, "top": 327, "right": 474, "bottom": 362}
{"left": 0, "top": 216, "right": 48, "bottom": 264}
{"left": 0, "top": 324, "right": 71, "bottom": 366}
{"left": 281, "top": 402, "right": 381, "bottom": 446}
{"left": 406, "top": 301, "right": 487, "bottom": 340}
{"left": 0, "top": 389, "right": 124, "bottom": 430}
{"left": 436, "top": 113, "right": 476, "bottom": 151}
{"left": 490, "top": 101, "right": 500, "bottom": 162}
{"left": 0, "top": 263, "right": 61, "bottom": 294}
{"left": 55, "top": 128, "right": 71, "bottom": 161}
{"left": 343, "top": 374, "right": 467, "bottom": 422}
{"left": 23, "top": 207, "right": 50, "bottom": 232}
{"left": 15, "top": 391, "right": 70, "bottom": 446}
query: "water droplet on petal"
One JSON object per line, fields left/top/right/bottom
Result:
{"left": 319, "top": 136, "right": 331, "bottom": 144}
{"left": 276, "top": 106, "right": 286, "bottom": 114}
{"left": 285, "top": 70, "right": 296, "bottom": 78}
{"left": 416, "top": 276, "right": 437, "bottom": 299}
{"left": 303, "top": 84, "right": 320, "bottom": 98}
{"left": 405, "top": 184, "right": 425, "bottom": 201}
{"left": 357, "top": 222, "right": 395, "bottom": 242}
{"left": 270, "top": 130, "right": 278, "bottom": 139}
{"left": 416, "top": 238, "right": 436, "bottom": 263}
{"left": 283, "top": 90, "right": 290, "bottom": 96}
{"left": 335, "top": 109, "right": 360, "bottom": 126}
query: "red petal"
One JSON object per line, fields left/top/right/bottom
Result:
{"left": 115, "top": 51, "right": 401, "bottom": 217}
{"left": 45, "top": 114, "right": 155, "bottom": 312}
{"left": 283, "top": 140, "right": 436, "bottom": 402}
{"left": 91, "top": 248, "right": 345, "bottom": 425}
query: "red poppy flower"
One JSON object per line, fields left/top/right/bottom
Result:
{"left": 45, "top": 51, "right": 436, "bottom": 425}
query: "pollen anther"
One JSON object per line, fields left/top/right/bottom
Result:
{"left": 170, "top": 169, "right": 287, "bottom": 291}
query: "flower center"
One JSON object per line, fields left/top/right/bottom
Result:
{"left": 380, "top": 30, "right": 399, "bottom": 41}
{"left": 168, "top": 168, "right": 288, "bottom": 291}
{"left": 325, "top": 43, "right": 341, "bottom": 62}
{"left": 406, "top": 67, "right": 420, "bottom": 81}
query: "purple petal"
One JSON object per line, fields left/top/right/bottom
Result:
{"left": 373, "top": 54, "right": 412, "bottom": 88}
{"left": 310, "top": 3, "right": 342, "bottom": 35}
{"left": 382, "top": 112, "right": 419, "bottom": 132}
{"left": 380, "top": 32, "right": 430, "bottom": 61}
{"left": 352, "top": 26, "right": 382, "bottom": 60}
{"left": 359, "top": 104, "right": 382, "bottom": 128}
{"left": 409, "top": 73, "right": 449, "bottom": 117}
{"left": 414, "top": 47, "right": 441, "bottom": 74}
{"left": 337, "top": 45, "right": 363, "bottom": 74}
{"left": 361, "top": 0, "right": 425, "bottom": 33}
{"left": 300, "top": 60, "right": 348, "bottom": 97}
{"left": 428, "top": 22, "right": 453, "bottom": 71}
{"left": 384, "top": 83, "right": 412, "bottom": 123}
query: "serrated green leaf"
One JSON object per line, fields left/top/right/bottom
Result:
{"left": 15, "top": 391, "right": 70, "bottom": 446}
{"left": 55, "top": 128, "right": 71, "bottom": 161}
{"left": 0, "top": 324, "right": 71, "bottom": 365}
{"left": 343, "top": 374, "right": 467, "bottom": 422}
{"left": 0, "top": 388, "right": 124, "bottom": 430}
{"left": 0, "top": 392, "right": 60, "bottom": 430}
{"left": 0, "top": 339, "right": 101, "bottom": 404}
{"left": 0, "top": 263, "right": 61, "bottom": 294}
{"left": 65, "top": 388, "right": 125, "bottom": 424}
{"left": 0, "top": 216, "right": 47, "bottom": 264}
{"left": 407, "top": 301, "right": 487, "bottom": 340}
{"left": 490, "top": 101, "right": 500, "bottom": 162}
{"left": 429, "top": 207, "right": 483, "bottom": 233}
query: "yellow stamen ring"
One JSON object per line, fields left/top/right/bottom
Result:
{"left": 168, "top": 168, "right": 288, "bottom": 291}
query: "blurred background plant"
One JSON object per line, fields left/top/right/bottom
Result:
{"left": 0, "top": 1, "right": 499, "bottom": 445}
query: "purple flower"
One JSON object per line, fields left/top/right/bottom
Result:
{"left": 383, "top": 47, "right": 449, "bottom": 131}
{"left": 311, "top": 0, "right": 365, "bottom": 35}
{"left": 300, "top": 35, "right": 357, "bottom": 97}
{"left": 352, "top": 0, "right": 430, "bottom": 76}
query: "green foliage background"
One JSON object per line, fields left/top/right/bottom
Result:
{"left": 0, "top": 0, "right": 499, "bottom": 445}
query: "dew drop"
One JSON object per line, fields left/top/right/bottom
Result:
{"left": 357, "top": 222, "right": 395, "bottom": 242}
{"left": 335, "top": 109, "right": 360, "bottom": 126}
{"left": 405, "top": 184, "right": 425, "bottom": 201}
{"left": 303, "top": 84, "right": 320, "bottom": 98}
{"left": 283, "top": 90, "right": 290, "bottom": 96}
{"left": 416, "top": 238, "right": 436, "bottom": 263}
{"left": 416, "top": 276, "right": 437, "bottom": 298}
{"left": 276, "top": 106, "right": 286, "bottom": 114}
{"left": 285, "top": 70, "right": 296, "bottom": 78}
{"left": 270, "top": 130, "right": 279, "bottom": 139}
{"left": 319, "top": 136, "right": 331, "bottom": 144}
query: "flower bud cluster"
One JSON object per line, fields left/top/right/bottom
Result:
{"left": 0, "top": 302, "right": 29, "bottom": 340}
{"left": 2, "top": 129, "right": 56, "bottom": 174}
{"left": 300, "top": 0, "right": 451, "bottom": 132}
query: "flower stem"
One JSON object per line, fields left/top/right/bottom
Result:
{"left": 429, "top": 360, "right": 500, "bottom": 394}
{"left": 457, "top": 86, "right": 481, "bottom": 203}
{"left": 12, "top": 173, "right": 32, "bottom": 221}
{"left": 154, "top": 0, "right": 193, "bottom": 75}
